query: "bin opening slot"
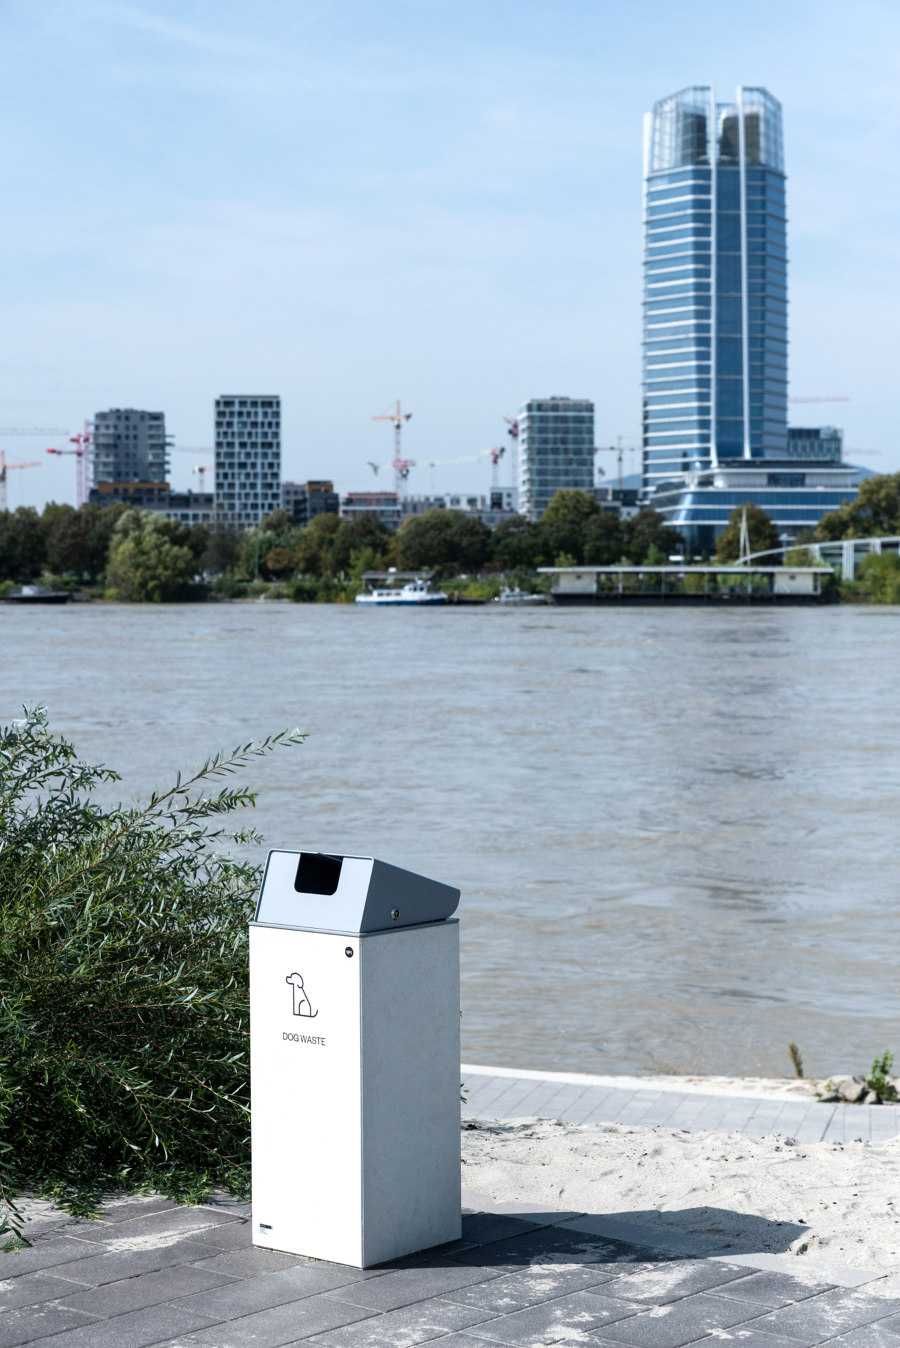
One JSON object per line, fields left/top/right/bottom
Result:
{"left": 294, "top": 852, "right": 343, "bottom": 896}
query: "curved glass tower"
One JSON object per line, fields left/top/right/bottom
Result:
{"left": 642, "top": 87, "right": 787, "bottom": 492}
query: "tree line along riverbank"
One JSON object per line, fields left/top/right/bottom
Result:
{"left": 2, "top": 474, "right": 900, "bottom": 603}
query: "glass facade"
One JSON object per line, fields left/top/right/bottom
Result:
{"left": 643, "top": 87, "right": 787, "bottom": 493}
{"left": 518, "top": 397, "right": 594, "bottom": 521}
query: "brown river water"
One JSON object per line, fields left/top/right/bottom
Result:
{"left": 3, "top": 601, "right": 898, "bottom": 1078}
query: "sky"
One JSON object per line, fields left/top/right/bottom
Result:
{"left": 1, "top": 0, "right": 899, "bottom": 510}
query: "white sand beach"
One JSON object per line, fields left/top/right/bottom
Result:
{"left": 462, "top": 1114, "right": 900, "bottom": 1279}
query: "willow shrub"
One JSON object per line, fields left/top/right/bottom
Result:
{"left": 0, "top": 708, "right": 304, "bottom": 1248}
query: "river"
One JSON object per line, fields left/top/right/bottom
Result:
{"left": 3, "top": 600, "right": 899, "bottom": 1079}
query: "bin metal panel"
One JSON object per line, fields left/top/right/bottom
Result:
{"left": 255, "top": 850, "right": 460, "bottom": 934}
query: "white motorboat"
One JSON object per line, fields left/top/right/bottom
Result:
{"left": 493, "top": 586, "right": 547, "bottom": 605}
{"left": 355, "top": 579, "right": 448, "bottom": 607}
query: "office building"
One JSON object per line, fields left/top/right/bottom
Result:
{"left": 214, "top": 396, "right": 281, "bottom": 528}
{"left": 642, "top": 87, "right": 857, "bottom": 549}
{"left": 92, "top": 409, "right": 168, "bottom": 485}
{"left": 518, "top": 397, "right": 595, "bottom": 521}
{"left": 786, "top": 426, "right": 843, "bottom": 462}
{"left": 340, "top": 491, "right": 402, "bottom": 530}
{"left": 283, "top": 480, "right": 339, "bottom": 527}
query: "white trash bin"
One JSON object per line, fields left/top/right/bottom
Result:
{"left": 250, "top": 850, "right": 461, "bottom": 1267}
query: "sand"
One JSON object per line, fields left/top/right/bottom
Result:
{"left": 462, "top": 1116, "right": 900, "bottom": 1280}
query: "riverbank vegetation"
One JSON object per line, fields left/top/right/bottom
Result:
{"left": 0, "top": 708, "right": 303, "bottom": 1247}
{"left": 5, "top": 473, "right": 900, "bottom": 603}
{"left": 0, "top": 491, "right": 684, "bottom": 603}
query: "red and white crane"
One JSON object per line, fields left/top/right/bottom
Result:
{"left": 372, "top": 401, "right": 414, "bottom": 496}
{"left": 46, "top": 421, "right": 92, "bottom": 507}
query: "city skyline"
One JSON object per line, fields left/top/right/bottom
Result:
{"left": 1, "top": 0, "right": 897, "bottom": 512}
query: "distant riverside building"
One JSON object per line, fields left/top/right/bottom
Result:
{"left": 283, "top": 479, "right": 339, "bottom": 527}
{"left": 341, "top": 491, "right": 402, "bottom": 529}
{"left": 87, "top": 480, "right": 215, "bottom": 525}
{"left": 401, "top": 490, "right": 517, "bottom": 528}
{"left": 786, "top": 426, "right": 843, "bottom": 462}
{"left": 641, "top": 86, "right": 857, "bottom": 549}
{"left": 214, "top": 396, "right": 281, "bottom": 528}
{"left": 518, "top": 397, "right": 595, "bottom": 521}
{"left": 93, "top": 409, "right": 168, "bottom": 485}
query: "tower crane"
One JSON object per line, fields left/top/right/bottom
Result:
{"left": 190, "top": 464, "right": 215, "bottom": 492}
{"left": 372, "top": 401, "right": 414, "bottom": 496}
{"left": 46, "top": 421, "right": 93, "bottom": 508}
{"left": 0, "top": 451, "right": 41, "bottom": 511}
{"left": 0, "top": 427, "right": 68, "bottom": 436}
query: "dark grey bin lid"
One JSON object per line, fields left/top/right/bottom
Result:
{"left": 253, "top": 850, "right": 460, "bottom": 934}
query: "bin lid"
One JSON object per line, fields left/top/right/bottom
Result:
{"left": 253, "top": 850, "right": 460, "bottom": 934}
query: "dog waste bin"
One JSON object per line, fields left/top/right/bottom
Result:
{"left": 250, "top": 850, "right": 462, "bottom": 1268}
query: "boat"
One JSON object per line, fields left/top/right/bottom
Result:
{"left": 1, "top": 584, "right": 72, "bottom": 605}
{"left": 493, "top": 586, "right": 547, "bottom": 605}
{"left": 355, "top": 579, "right": 448, "bottom": 607}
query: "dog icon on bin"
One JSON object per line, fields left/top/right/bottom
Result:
{"left": 285, "top": 972, "right": 317, "bottom": 1018}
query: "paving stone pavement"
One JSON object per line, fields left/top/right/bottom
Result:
{"left": 461, "top": 1065, "right": 900, "bottom": 1144}
{"left": 4, "top": 1195, "right": 900, "bottom": 1347}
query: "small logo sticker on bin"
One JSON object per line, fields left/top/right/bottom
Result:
{"left": 286, "top": 972, "right": 317, "bottom": 1018}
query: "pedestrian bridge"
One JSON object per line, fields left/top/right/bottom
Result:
{"left": 809, "top": 536, "right": 900, "bottom": 580}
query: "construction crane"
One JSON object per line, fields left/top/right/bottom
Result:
{"left": 46, "top": 421, "right": 93, "bottom": 508}
{"left": 788, "top": 396, "right": 850, "bottom": 404}
{"left": 190, "top": 464, "right": 215, "bottom": 492}
{"left": 0, "top": 451, "right": 41, "bottom": 511}
{"left": 595, "top": 438, "right": 626, "bottom": 493}
{"left": 372, "top": 401, "right": 413, "bottom": 496}
{"left": 0, "top": 427, "right": 68, "bottom": 436}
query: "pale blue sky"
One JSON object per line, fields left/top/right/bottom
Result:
{"left": 2, "top": 0, "right": 898, "bottom": 509}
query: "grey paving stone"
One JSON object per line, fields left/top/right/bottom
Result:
{"left": 0, "top": 1303, "right": 97, "bottom": 1348}
{"left": 70, "top": 1203, "right": 240, "bottom": 1245}
{"left": 452, "top": 1288, "right": 642, "bottom": 1344}
{"left": 24, "top": 1303, "right": 214, "bottom": 1348}
{"left": 460, "top": 1212, "right": 557, "bottom": 1245}
{"left": 0, "top": 1270, "right": 91, "bottom": 1311}
{"left": 188, "top": 1292, "right": 376, "bottom": 1346}
{"left": 866, "top": 1311, "right": 900, "bottom": 1334}
{"left": 325, "top": 1259, "right": 500, "bottom": 1311}
{"left": 190, "top": 1246, "right": 309, "bottom": 1278}
{"left": 745, "top": 1288, "right": 900, "bottom": 1344}
{"left": 451, "top": 1223, "right": 660, "bottom": 1270}
{"left": 709, "top": 1333, "right": 818, "bottom": 1346}
{"left": 181, "top": 1217, "right": 253, "bottom": 1251}
{"left": 713, "top": 1268, "right": 837, "bottom": 1307}
{"left": 444, "top": 1260, "right": 621, "bottom": 1313}
{"left": 305, "top": 1295, "right": 495, "bottom": 1345}
{"left": 598, "top": 1291, "right": 768, "bottom": 1345}
{"left": 95, "top": 1195, "right": 182, "bottom": 1224}
{"left": 0, "top": 1238, "right": 98, "bottom": 1278}
{"left": 172, "top": 1263, "right": 375, "bottom": 1319}
{"left": 365, "top": 1336, "right": 491, "bottom": 1348}
{"left": 41, "top": 1236, "right": 226, "bottom": 1287}
{"left": 827, "top": 1327, "right": 900, "bottom": 1345}
{"left": 54, "top": 1262, "right": 234, "bottom": 1317}
{"left": 591, "top": 1257, "right": 753, "bottom": 1305}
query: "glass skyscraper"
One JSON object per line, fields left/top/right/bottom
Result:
{"left": 642, "top": 87, "right": 787, "bottom": 492}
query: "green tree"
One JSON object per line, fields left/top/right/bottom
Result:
{"left": 0, "top": 507, "right": 48, "bottom": 582}
{"left": 201, "top": 526, "right": 241, "bottom": 576}
{"left": 583, "top": 511, "right": 626, "bottom": 565}
{"left": 264, "top": 546, "right": 297, "bottom": 579}
{"left": 106, "top": 514, "right": 198, "bottom": 601}
{"left": 293, "top": 512, "right": 342, "bottom": 576}
{"left": 857, "top": 552, "right": 900, "bottom": 604}
{"left": 816, "top": 472, "right": 900, "bottom": 541}
{"left": 489, "top": 515, "right": 543, "bottom": 570}
{"left": 328, "top": 515, "right": 392, "bottom": 574}
{"left": 621, "top": 510, "right": 685, "bottom": 564}
{"left": 715, "top": 502, "right": 780, "bottom": 563}
{"left": 395, "top": 509, "right": 491, "bottom": 574}
{"left": 538, "top": 490, "right": 601, "bottom": 563}
{"left": 0, "top": 708, "right": 304, "bottom": 1244}
{"left": 44, "top": 503, "right": 125, "bottom": 583}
